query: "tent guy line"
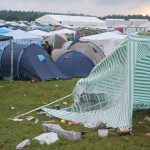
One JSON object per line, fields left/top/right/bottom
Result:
{"left": 12, "top": 94, "right": 72, "bottom": 119}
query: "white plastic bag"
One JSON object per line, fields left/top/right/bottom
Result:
{"left": 33, "top": 132, "right": 59, "bottom": 145}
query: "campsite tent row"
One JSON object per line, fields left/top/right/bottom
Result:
{"left": 0, "top": 28, "right": 76, "bottom": 50}
{"left": 51, "top": 41, "right": 105, "bottom": 78}
{"left": 0, "top": 43, "right": 68, "bottom": 81}
{"left": 0, "top": 42, "right": 99, "bottom": 80}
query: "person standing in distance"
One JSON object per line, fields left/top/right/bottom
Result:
{"left": 44, "top": 41, "right": 53, "bottom": 56}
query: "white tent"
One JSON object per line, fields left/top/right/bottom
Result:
{"left": 138, "top": 21, "right": 150, "bottom": 28}
{"left": 49, "top": 29, "right": 76, "bottom": 36}
{"left": 19, "top": 23, "right": 27, "bottom": 27}
{"left": 5, "top": 29, "right": 42, "bottom": 45}
{"left": 28, "top": 29, "right": 50, "bottom": 37}
{"left": 80, "top": 32, "right": 127, "bottom": 56}
{"left": 35, "top": 14, "right": 106, "bottom": 26}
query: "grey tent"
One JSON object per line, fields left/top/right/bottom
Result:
{"left": 69, "top": 41, "right": 105, "bottom": 65}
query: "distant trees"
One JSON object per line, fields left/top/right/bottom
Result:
{"left": 0, "top": 10, "right": 47, "bottom": 21}
{"left": 98, "top": 14, "right": 150, "bottom": 20}
{"left": 0, "top": 10, "right": 149, "bottom": 21}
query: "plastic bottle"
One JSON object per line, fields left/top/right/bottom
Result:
{"left": 16, "top": 139, "right": 30, "bottom": 149}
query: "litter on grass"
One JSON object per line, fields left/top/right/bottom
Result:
{"left": 9, "top": 118, "right": 24, "bottom": 122}
{"left": 63, "top": 102, "right": 68, "bottom": 105}
{"left": 145, "top": 133, "right": 150, "bottom": 137}
{"left": 34, "top": 118, "right": 39, "bottom": 124}
{"left": 26, "top": 116, "right": 35, "bottom": 121}
{"left": 144, "top": 117, "right": 150, "bottom": 122}
{"left": 10, "top": 107, "right": 15, "bottom": 110}
{"left": 42, "top": 123, "right": 84, "bottom": 141}
{"left": 16, "top": 139, "right": 30, "bottom": 149}
{"left": 33, "top": 132, "right": 59, "bottom": 145}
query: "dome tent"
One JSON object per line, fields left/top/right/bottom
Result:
{"left": 68, "top": 41, "right": 105, "bottom": 65}
{"left": 1, "top": 43, "right": 68, "bottom": 81}
{"left": 55, "top": 51, "right": 95, "bottom": 78}
{"left": 44, "top": 34, "right": 67, "bottom": 50}
{"left": 0, "top": 49, "right": 3, "bottom": 77}
{"left": 0, "top": 34, "right": 13, "bottom": 80}
{"left": 51, "top": 48, "right": 66, "bottom": 61}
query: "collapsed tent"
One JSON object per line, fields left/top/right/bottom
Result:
{"left": 69, "top": 41, "right": 105, "bottom": 65}
{"left": 55, "top": 51, "right": 95, "bottom": 78}
{"left": 43, "top": 35, "right": 150, "bottom": 128}
{"left": 1, "top": 43, "right": 68, "bottom": 81}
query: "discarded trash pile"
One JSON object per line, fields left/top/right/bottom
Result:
{"left": 14, "top": 115, "right": 134, "bottom": 149}
{"left": 12, "top": 101, "right": 150, "bottom": 149}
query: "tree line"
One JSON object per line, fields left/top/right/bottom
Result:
{"left": 0, "top": 10, "right": 150, "bottom": 21}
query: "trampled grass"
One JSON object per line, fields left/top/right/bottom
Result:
{"left": 0, "top": 79, "right": 149, "bottom": 150}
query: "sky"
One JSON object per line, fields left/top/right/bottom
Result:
{"left": 0, "top": 0, "right": 150, "bottom": 17}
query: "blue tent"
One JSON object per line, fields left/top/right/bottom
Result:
{"left": 0, "top": 28, "right": 11, "bottom": 34}
{"left": 0, "top": 49, "right": 3, "bottom": 76}
{"left": 55, "top": 51, "right": 95, "bottom": 78}
{"left": 1, "top": 43, "right": 68, "bottom": 81}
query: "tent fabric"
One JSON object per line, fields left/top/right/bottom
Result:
{"left": 53, "top": 34, "right": 67, "bottom": 49}
{"left": 55, "top": 51, "right": 95, "bottom": 78}
{"left": 68, "top": 41, "right": 105, "bottom": 65}
{"left": 1, "top": 44, "right": 26, "bottom": 80}
{"left": 0, "top": 49, "right": 3, "bottom": 76}
{"left": 62, "top": 41, "right": 73, "bottom": 49}
{"left": 4, "top": 29, "right": 42, "bottom": 45}
{"left": 1, "top": 43, "right": 68, "bottom": 81}
{"left": 0, "top": 28, "right": 11, "bottom": 34}
{"left": 0, "top": 35, "right": 13, "bottom": 41}
{"left": 0, "top": 35, "right": 13, "bottom": 50}
{"left": 80, "top": 32, "right": 127, "bottom": 56}
{"left": 42, "top": 35, "right": 150, "bottom": 128}
{"left": 44, "top": 34, "right": 67, "bottom": 49}
{"left": 52, "top": 48, "right": 67, "bottom": 61}
{"left": 28, "top": 29, "right": 50, "bottom": 37}
{"left": 35, "top": 14, "right": 106, "bottom": 26}
{"left": 49, "top": 29, "right": 76, "bottom": 36}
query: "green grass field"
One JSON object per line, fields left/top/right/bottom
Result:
{"left": 0, "top": 79, "right": 149, "bottom": 150}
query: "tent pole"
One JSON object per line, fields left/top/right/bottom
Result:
{"left": 10, "top": 40, "right": 13, "bottom": 82}
{"left": 13, "top": 94, "right": 72, "bottom": 119}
